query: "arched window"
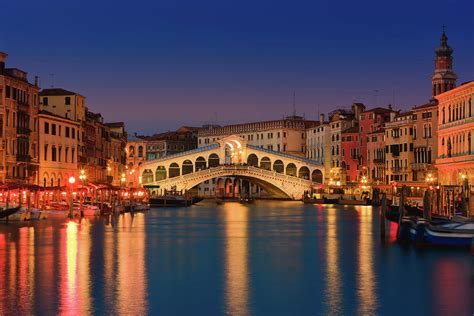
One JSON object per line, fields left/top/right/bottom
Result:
{"left": 155, "top": 166, "right": 166, "bottom": 181}
{"left": 247, "top": 154, "right": 258, "bottom": 167}
{"left": 182, "top": 160, "right": 193, "bottom": 175}
{"left": 273, "top": 160, "right": 284, "bottom": 173}
{"left": 195, "top": 157, "right": 206, "bottom": 170}
{"left": 169, "top": 163, "right": 180, "bottom": 178}
{"left": 260, "top": 157, "right": 271, "bottom": 170}
{"left": 138, "top": 146, "right": 143, "bottom": 157}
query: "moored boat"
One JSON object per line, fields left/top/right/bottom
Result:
{"left": 0, "top": 206, "right": 21, "bottom": 220}
{"left": 150, "top": 195, "right": 203, "bottom": 207}
{"left": 413, "top": 220, "right": 474, "bottom": 247}
{"left": 0, "top": 208, "right": 30, "bottom": 221}
{"left": 338, "top": 198, "right": 369, "bottom": 205}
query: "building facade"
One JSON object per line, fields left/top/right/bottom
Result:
{"left": 197, "top": 116, "right": 315, "bottom": 157}
{"left": 0, "top": 52, "right": 40, "bottom": 184}
{"left": 38, "top": 111, "right": 80, "bottom": 187}
{"left": 306, "top": 114, "right": 330, "bottom": 181}
{"left": 411, "top": 101, "right": 439, "bottom": 182}
{"left": 436, "top": 81, "right": 473, "bottom": 185}
{"left": 105, "top": 122, "right": 127, "bottom": 186}
{"left": 384, "top": 112, "right": 415, "bottom": 183}
{"left": 367, "top": 129, "right": 386, "bottom": 184}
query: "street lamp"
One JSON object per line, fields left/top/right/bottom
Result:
{"left": 79, "top": 169, "right": 86, "bottom": 182}
{"left": 425, "top": 173, "right": 435, "bottom": 190}
{"left": 68, "top": 176, "right": 76, "bottom": 218}
{"left": 121, "top": 173, "right": 126, "bottom": 186}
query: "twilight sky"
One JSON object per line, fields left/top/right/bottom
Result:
{"left": 1, "top": 0, "right": 473, "bottom": 134}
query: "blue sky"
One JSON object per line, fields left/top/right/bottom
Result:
{"left": 1, "top": 0, "right": 473, "bottom": 134}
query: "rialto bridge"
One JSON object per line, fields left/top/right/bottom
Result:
{"left": 138, "top": 135, "right": 324, "bottom": 199}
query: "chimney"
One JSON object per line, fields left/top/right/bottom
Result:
{"left": 0, "top": 52, "right": 7, "bottom": 74}
{"left": 34, "top": 76, "right": 39, "bottom": 87}
{"left": 319, "top": 113, "right": 325, "bottom": 123}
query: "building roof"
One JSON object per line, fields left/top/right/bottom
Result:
{"left": 412, "top": 100, "right": 438, "bottom": 111}
{"left": 104, "top": 122, "right": 125, "bottom": 128}
{"left": 394, "top": 111, "right": 413, "bottom": 118}
{"left": 40, "top": 88, "right": 79, "bottom": 96}
{"left": 127, "top": 135, "right": 146, "bottom": 141}
{"left": 38, "top": 110, "right": 80, "bottom": 124}
{"left": 362, "top": 107, "right": 395, "bottom": 114}
{"left": 342, "top": 126, "right": 359, "bottom": 134}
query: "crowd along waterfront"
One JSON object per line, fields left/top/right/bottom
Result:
{"left": 0, "top": 201, "right": 473, "bottom": 315}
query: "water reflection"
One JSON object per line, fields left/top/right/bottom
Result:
{"left": 59, "top": 220, "right": 92, "bottom": 314}
{"left": 117, "top": 213, "right": 148, "bottom": 314}
{"left": 432, "top": 260, "right": 472, "bottom": 316}
{"left": 223, "top": 203, "right": 250, "bottom": 316}
{"left": 357, "top": 206, "right": 377, "bottom": 314}
{"left": 324, "top": 206, "right": 342, "bottom": 315}
{"left": 0, "top": 202, "right": 472, "bottom": 315}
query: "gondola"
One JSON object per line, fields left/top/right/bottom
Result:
{"left": 0, "top": 206, "right": 21, "bottom": 220}
{"left": 385, "top": 205, "right": 448, "bottom": 224}
{"left": 414, "top": 220, "right": 474, "bottom": 247}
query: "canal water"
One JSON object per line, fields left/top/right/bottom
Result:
{"left": 0, "top": 201, "right": 472, "bottom": 315}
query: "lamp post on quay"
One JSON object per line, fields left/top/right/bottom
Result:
{"left": 68, "top": 176, "right": 76, "bottom": 219}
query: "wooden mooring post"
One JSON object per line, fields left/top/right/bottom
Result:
{"left": 380, "top": 193, "right": 387, "bottom": 241}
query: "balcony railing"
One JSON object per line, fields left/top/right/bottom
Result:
{"left": 17, "top": 127, "right": 31, "bottom": 135}
{"left": 373, "top": 158, "right": 384, "bottom": 164}
{"left": 16, "top": 154, "right": 31, "bottom": 162}
{"left": 411, "top": 162, "right": 427, "bottom": 171}
{"left": 439, "top": 116, "right": 474, "bottom": 130}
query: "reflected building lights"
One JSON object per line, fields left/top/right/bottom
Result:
{"left": 117, "top": 214, "right": 148, "bottom": 314}
{"left": 224, "top": 203, "right": 250, "bottom": 316}
{"left": 324, "top": 207, "right": 342, "bottom": 314}
{"left": 357, "top": 206, "right": 377, "bottom": 314}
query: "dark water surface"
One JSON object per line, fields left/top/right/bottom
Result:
{"left": 0, "top": 201, "right": 473, "bottom": 315}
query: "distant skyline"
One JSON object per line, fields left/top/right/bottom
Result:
{"left": 1, "top": 0, "right": 473, "bottom": 134}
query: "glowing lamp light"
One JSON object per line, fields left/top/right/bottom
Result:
{"left": 68, "top": 176, "right": 76, "bottom": 185}
{"left": 61, "top": 192, "right": 67, "bottom": 195}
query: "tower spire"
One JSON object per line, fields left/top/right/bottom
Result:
{"left": 431, "top": 28, "right": 457, "bottom": 97}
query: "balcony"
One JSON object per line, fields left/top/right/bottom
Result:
{"left": 16, "top": 154, "right": 31, "bottom": 162}
{"left": 437, "top": 154, "right": 474, "bottom": 165}
{"left": 373, "top": 158, "right": 384, "bottom": 164}
{"left": 411, "top": 162, "right": 428, "bottom": 171}
{"left": 17, "top": 127, "right": 31, "bottom": 136}
{"left": 439, "top": 116, "right": 474, "bottom": 130}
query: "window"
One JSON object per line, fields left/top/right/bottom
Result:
{"left": 44, "top": 122, "right": 49, "bottom": 134}
{"left": 72, "top": 128, "right": 75, "bottom": 139}
{"left": 6, "top": 86, "right": 11, "bottom": 98}
{"left": 65, "top": 147, "right": 69, "bottom": 162}
{"left": 58, "top": 147, "right": 62, "bottom": 162}
{"left": 51, "top": 147, "right": 57, "bottom": 161}
{"left": 44, "top": 145, "right": 48, "bottom": 160}
{"left": 51, "top": 124, "right": 56, "bottom": 135}
{"left": 72, "top": 148, "right": 75, "bottom": 163}
{"left": 65, "top": 97, "right": 71, "bottom": 105}
{"left": 43, "top": 97, "right": 48, "bottom": 105}
{"left": 66, "top": 127, "right": 70, "bottom": 138}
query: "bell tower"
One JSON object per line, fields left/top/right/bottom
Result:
{"left": 432, "top": 28, "right": 457, "bottom": 96}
